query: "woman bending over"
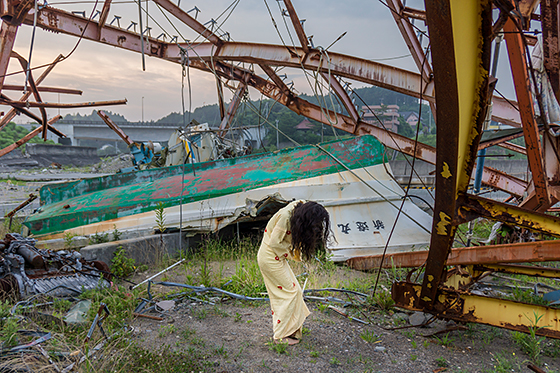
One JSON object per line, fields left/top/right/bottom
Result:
{"left": 257, "top": 200, "right": 331, "bottom": 345}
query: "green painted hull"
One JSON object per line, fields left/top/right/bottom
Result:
{"left": 25, "top": 135, "right": 386, "bottom": 236}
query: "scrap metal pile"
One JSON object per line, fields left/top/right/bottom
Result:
{"left": 0, "top": 233, "right": 109, "bottom": 299}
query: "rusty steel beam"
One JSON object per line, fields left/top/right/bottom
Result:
{"left": 479, "top": 263, "right": 560, "bottom": 279}
{"left": 419, "top": 0, "right": 462, "bottom": 308}
{"left": 456, "top": 193, "right": 560, "bottom": 237}
{"left": 219, "top": 81, "right": 247, "bottom": 137}
{"left": 283, "top": 0, "right": 310, "bottom": 53}
{"left": 97, "top": 110, "right": 133, "bottom": 146}
{"left": 346, "top": 239, "right": 560, "bottom": 270}
{"left": 319, "top": 71, "right": 359, "bottom": 125}
{"left": 504, "top": 18, "right": 550, "bottom": 208}
{"left": 97, "top": 0, "right": 112, "bottom": 40}
{"left": 259, "top": 64, "right": 292, "bottom": 98}
{"left": 541, "top": 0, "right": 560, "bottom": 101}
{"left": 26, "top": 7, "right": 160, "bottom": 56}
{"left": 0, "top": 54, "right": 63, "bottom": 130}
{"left": 11, "top": 51, "right": 49, "bottom": 139}
{"left": 5, "top": 193, "right": 37, "bottom": 218}
{"left": 491, "top": 95, "right": 521, "bottom": 127}
{"left": 0, "top": 98, "right": 127, "bottom": 108}
{"left": 216, "top": 77, "right": 225, "bottom": 121}
{"left": 2, "top": 84, "right": 82, "bottom": 95}
{"left": 0, "top": 93, "right": 64, "bottom": 137}
{"left": 0, "top": 22, "right": 17, "bottom": 91}
{"left": 0, "top": 114, "right": 62, "bottom": 158}
{"left": 402, "top": 6, "right": 426, "bottom": 22}
{"left": 27, "top": 7, "right": 432, "bottom": 102}
{"left": 151, "top": 0, "right": 223, "bottom": 47}
{"left": 392, "top": 281, "right": 560, "bottom": 339}
{"left": 478, "top": 129, "right": 525, "bottom": 150}
{"left": 386, "top": 0, "right": 432, "bottom": 84}
{"left": 169, "top": 42, "right": 433, "bottom": 102}
{"left": 518, "top": 0, "right": 541, "bottom": 21}
{"left": 497, "top": 141, "right": 527, "bottom": 155}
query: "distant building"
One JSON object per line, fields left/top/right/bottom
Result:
{"left": 362, "top": 104, "right": 400, "bottom": 132}
{"left": 295, "top": 118, "right": 314, "bottom": 130}
{"left": 400, "top": 111, "right": 420, "bottom": 127}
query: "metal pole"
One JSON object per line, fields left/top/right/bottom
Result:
{"left": 467, "top": 33, "right": 503, "bottom": 247}
{"left": 138, "top": 0, "right": 145, "bottom": 71}
{"left": 473, "top": 33, "right": 503, "bottom": 194}
{"left": 276, "top": 119, "right": 279, "bottom": 149}
{"left": 142, "top": 96, "right": 144, "bottom": 124}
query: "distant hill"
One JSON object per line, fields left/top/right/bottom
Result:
{"left": 63, "top": 110, "right": 129, "bottom": 123}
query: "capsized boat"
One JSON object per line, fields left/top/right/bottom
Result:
{"left": 24, "top": 135, "right": 432, "bottom": 261}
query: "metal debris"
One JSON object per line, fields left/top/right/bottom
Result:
{"left": 0, "top": 233, "right": 110, "bottom": 299}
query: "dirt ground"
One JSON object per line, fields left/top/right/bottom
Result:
{"left": 127, "top": 266, "right": 560, "bottom": 373}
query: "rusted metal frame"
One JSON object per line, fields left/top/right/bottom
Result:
{"left": 97, "top": 0, "right": 112, "bottom": 40}
{"left": 504, "top": 18, "right": 551, "bottom": 208}
{"left": 26, "top": 7, "right": 433, "bottom": 103}
{"left": 386, "top": 0, "right": 432, "bottom": 84}
{"left": 151, "top": 0, "right": 223, "bottom": 47}
{"left": 455, "top": 192, "right": 560, "bottom": 237}
{"left": 497, "top": 141, "right": 527, "bottom": 155}
{"left": 0, "top": 22, "right": 18, "bottom": 91}
{"left": 0, "top": 98, "right": 127, "bottom": 108}
{"left": 386, "top": 0, "right": 435, "bottom": 118}
{"left": 346, "top": 239, "right": 560, "bottom": 270}
{"left": 478, "top": 129, "right": 526, "bottom": 150}
{"left": 543, "top": 130, "right": 560, "bottom": 191}
{"left": 25, "top": 7, "right": 161, "bottom": 56}
{"left": 518, "top": 0, "right": 541, "bottom": 21}
{"left": 23, "top": 5, "right": 527, "bottom": 198}
{"left": 2, "top": 84, "right": 82, "bottom": 95}
{"left": 491, "top": 95, "right": 521, "bottom": 127}
{"left": 11, "top": 51, "right": 49, "bottom": 139}
{"left": 187, "top": 59, "right": 528, "bottom": 198}
{"left": 392, "top": 281, "right": 560, "bottom": 339}
{"left": 259, "top": 64, "right": 292, "bottom": 98}
{"left": 418, "top": 0, "right": 462, "bottom": 308}
{"left": 0, "top": 54, "right": 64, "bottom": 130}
{"left": 169, "top": 42, "right": 433, "bottom": 102}
{"left": 542, "top": 0, "right": 560, "bottom": 101}
{"left": 402, "top": 6, "right": 426, "bottom": 22}
{"left": 0, "top": 95, "right": 65, "bottom": 137}
{"left": 215, "top": 76, "right": 226, "bottom": 120}
{"left": 282, "top": 0, "right": 310, "bottom": 54}
{"left": 476, "top": 263, "right": 560, "bottom": 279}
{"left": 97, "top": 110, "right": 133, "bottom": 146}
{"left": 319, "top": 71, "right": 358, "bottom": 127}
{"left": 5, "top": 193, "right": 36, "bottom": 218}
{"left": 0, "top": 114, "right": 62, "bottom": 158}
{"left": 218, "top": 80, "right": 247, "bottom": 137}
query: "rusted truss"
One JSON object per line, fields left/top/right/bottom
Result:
{"left": 13, "top": 5, "right": 527, "bottom": 197}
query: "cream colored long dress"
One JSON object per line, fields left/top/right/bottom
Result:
{"left": 257, "top": 200, "right": 310, "bottom": 340}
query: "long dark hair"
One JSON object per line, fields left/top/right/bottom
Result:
{"left": 290, "top": 201, "right": 331, "bottom": 261}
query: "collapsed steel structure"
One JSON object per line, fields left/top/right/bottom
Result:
{"left": 1, "top": 0, "right": 560, "bottom": 336}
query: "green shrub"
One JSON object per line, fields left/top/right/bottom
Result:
{"left": 111, "top": 247, "right": 136, "bottom": 278}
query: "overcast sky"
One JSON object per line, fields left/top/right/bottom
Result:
{"left": 6, "top": 0, "right": 518, "bottom": 123}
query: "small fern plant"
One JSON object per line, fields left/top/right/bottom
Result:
{"left": 155, "top": 202, "right": 167, "bottom": 233}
